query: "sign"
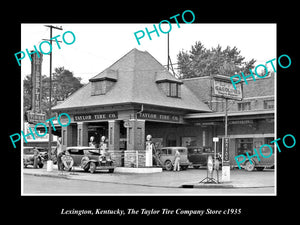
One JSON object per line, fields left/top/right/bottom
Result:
{"left": 31, "top": 52, "right": 43, "bottom": 112}
{"left": 26, "top": 111, "right": 46, "bottom": 124}
{"left": 74, "top": 112, "right": 118, "bottom": 121}
{"left": 137, "top": 112, "right": 180, "bottom": 122}
{"left": 212, "top": 79, "right": 243, "bottom": 100}
{"left": 213, "top": 137, "right": 219, "bottom": 142}
{"left": 223, "top": 137, "right": 230, "bottom": 163}
{"left": 229, "top": 119, "right": 253, "bottom": 125}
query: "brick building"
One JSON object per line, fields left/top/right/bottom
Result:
{"left": 183, "top": 74, "right": 275, "bottom": 166}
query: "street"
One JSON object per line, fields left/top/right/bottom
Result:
{"left": 23, "top": 168, "right": 275, "bottom": 195}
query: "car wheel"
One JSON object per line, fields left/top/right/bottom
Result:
{"left": 83, "top": 165, "right": 90, "bottom": 172}
{"left": 89, "top": 162, "right": 96, "bottom": 174}
{"left": 164, "top": 160, "right": 173, "bottom": 171}
{"left": 245, "top": 161, "right": 255, "bottom": 172}
{"left": 193, "top": 166, "right": 200, "bottom": 169}
{"left": 108, "top": 168, "right": 114, "bottom": 173}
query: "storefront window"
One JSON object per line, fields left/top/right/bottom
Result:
{"left": 181, "top": 137, "right": 196, "bottom": 147}
{"left": 238, "top": 102, "right": 251, "bottom": 111}
{"left": 236, "top": 138, "right": 253, "bottom": 156}
{"left": 264, "top": 100, "right": 274, "bottom": 109}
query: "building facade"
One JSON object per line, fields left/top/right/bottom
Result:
{"left": 183, "top": 75, "right": 275, "bottom": 166}
{"left": 52, "top": 48, "right": 275, "bottom": 168}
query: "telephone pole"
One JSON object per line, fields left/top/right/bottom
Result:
{"left": 43, "top": 25, "right": 63, "bottom": 171}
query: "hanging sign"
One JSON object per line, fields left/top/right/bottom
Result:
{"left": 223, "top": 137, "right": 230, "bottom": 163}
{"left": 212, "top": 76, "right": 243, "bottom": 100}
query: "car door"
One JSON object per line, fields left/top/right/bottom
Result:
{"left": 259, "top": 145, "right": 274, "bottom": 166}
{"left": 68, "top": 149, "right": 84, "bottom": 166}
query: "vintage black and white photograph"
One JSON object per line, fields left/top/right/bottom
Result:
{"left": 19, "top": 23, "right": 276, "bottom": 196}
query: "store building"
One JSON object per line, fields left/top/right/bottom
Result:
{"left": 183, "top": 74, "right": 275, "bottom": 166}
{"left": 52, "top": 48, "right": 275, "bottom": 168}
{"left": 52, "top": 48, "right": 211, "bottom": 167}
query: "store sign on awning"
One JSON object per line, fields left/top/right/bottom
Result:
{"left": 74, "top": 112, "right": 118, "bottom": 121}
{"left": 137, "top": 112, "right": 180, "bottom": 122}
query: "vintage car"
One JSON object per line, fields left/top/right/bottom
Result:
{"left": 153, "top": 147, "right": 191, "bottom": 171}
{"left": 187, "top": 146, "right": 221, "bottom": 169}
{"left": 239, "top": 145, "right": 274, "bottom": 171}
{"left": 62, "top": 146, "right": 115, "bottom": 173}
{"left": 23, "top": 147, "right": 47, "bottom": 168}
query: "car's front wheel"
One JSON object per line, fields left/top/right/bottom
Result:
{"left": 89, "top": 162, "right": 96, "bottom": 173}
{"left": 164, "top": 160, "right": 173, "bottom": 171}
{"left": 244, "top": 161, "right": 255, "bottom": 172}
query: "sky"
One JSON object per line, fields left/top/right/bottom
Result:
{"left": 21, "top": 23, "right": 276, "bottom": 83}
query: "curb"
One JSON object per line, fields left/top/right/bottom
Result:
{"left": 24, "top": 172, "right": 71, "bottom": 179}
{"left": 181, "top": 183, "right": 234, "bottom": 189}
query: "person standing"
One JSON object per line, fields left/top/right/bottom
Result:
{"left": 173, "top": 149, "right": 181, "bottom": 172}
{"left": 56, "top": 138, "right": 63, "bottom": 171}
{"left": 32, "top": 147, "right": 40, "bottom": 169}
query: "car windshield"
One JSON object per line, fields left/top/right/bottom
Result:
{"left": 87, "top": 149, "right": 100, "bottom": 155}
{"left": 188, "top": 148, "right": 203, "bottom": 153}
{"left": 177, "top": 149, "right": 187, "bottom": 154}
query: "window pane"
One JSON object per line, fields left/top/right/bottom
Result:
{"left": 264, "top": 100, "right": 274, "bottom": 109}
{"left": 170, "top": 83, "right": 177, "bottom": 97}
{"left": 91, "top": 81, "right": 106, "bottom": 95}
{"left": 238, "top": 102, "right": 251, "bottom": 111}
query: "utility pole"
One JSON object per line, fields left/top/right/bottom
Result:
{"left": 43, "top": 25, "right": 63, "bottom": 171}
{"left": 167, "top": 33, "right": 170, "bottom": 71}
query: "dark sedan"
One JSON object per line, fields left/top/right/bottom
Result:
{"left": 187, "top": 146, "right": 221, "bottom": 169}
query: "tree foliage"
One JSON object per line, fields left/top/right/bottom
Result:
{"left": 23, "top": 67, "right": 83, "bottom": 116}
{"left": 177, "top": 41, "right": 256, "bottom": 78}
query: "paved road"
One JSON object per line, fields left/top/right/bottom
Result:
{"left": 23, "top": 174, "right": 274, "bottom": 195}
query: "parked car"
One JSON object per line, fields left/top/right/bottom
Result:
{"left": 239, "top": 146, "right": 274, "bottom": 171}
{"left": 63, "top": 147, "right": 115, "bottom": 173}
{"left": 187, "top": 146, "right": 221, "bottom": 169}
{"left": 23, "top": 147, "right": 47, "bottom": 168}
{"left": 153, "top": 147, "right": 190, "bottom": 171}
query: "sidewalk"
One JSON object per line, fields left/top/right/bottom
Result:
{"left": 23, "top": 166, "right": 275, "bottom": 189}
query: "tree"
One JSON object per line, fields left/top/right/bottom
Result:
{"left": 177, "top": 41, "right": 256, "bottom": 79}
{"left": 23, "top": 67, "right": 83, "bottom": 118}
{"left": 50, "top": 67, "right": 83, "bottom": 104}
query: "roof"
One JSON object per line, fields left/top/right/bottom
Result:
{"left": 89, "top": 69, "right": 118, "bottom": 82}
{"left": 182, "top": 74, "right": 275, "bottom": 102}
{"left": 52, "top": 48, "right": 211, "bottom": 113}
